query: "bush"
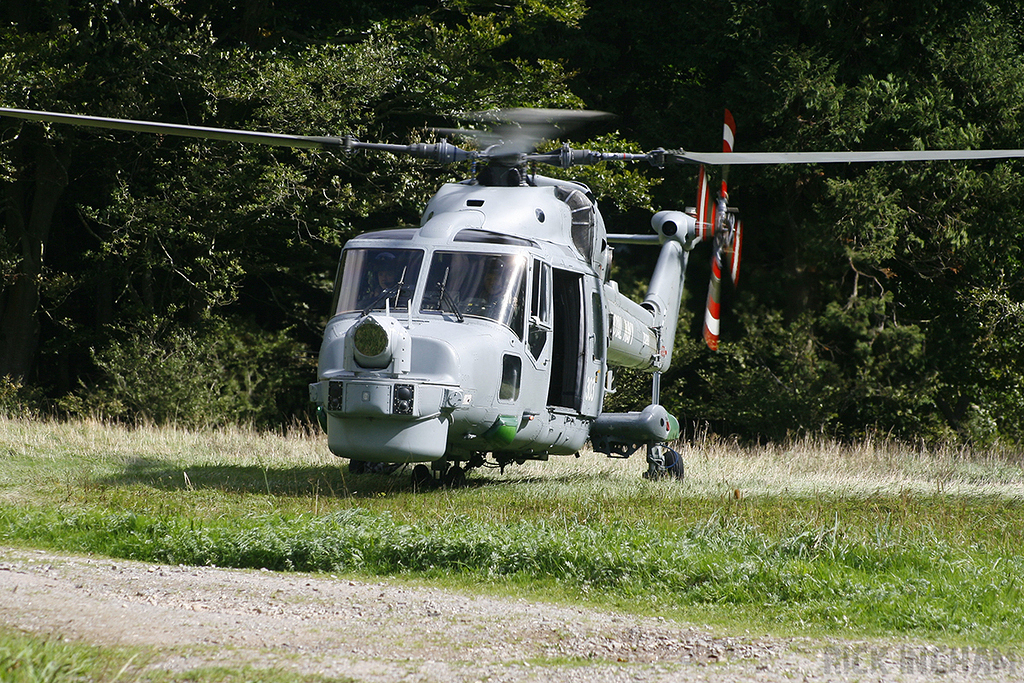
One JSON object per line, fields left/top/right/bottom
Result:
{"left": 72, "top": 315, "right": 313, "bottom": 428}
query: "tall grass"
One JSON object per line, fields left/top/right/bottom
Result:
{"left": 2, "top": 416, "right": 1023, "bottom": 646}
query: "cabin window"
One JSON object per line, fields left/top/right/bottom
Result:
{"left": 420, "top": 252, "right": 527, "bottom": 336}
{"left": 333, "top": 248, "right": 424, "bottom": 315}
{"left": 555, "top": 187, "right": 596, "bottom": 262}
{"left": 499, "top": 354, "right": 522, "bottom": 401}
{"left": 592, "top": 291, "right": 605, "bottom": 361}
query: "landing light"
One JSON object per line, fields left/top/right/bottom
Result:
{"left": 347, "top": 314, "right": 412, "bottom": 373}
{"left": 353, "top": 317, "right": 391, "bottom": 368}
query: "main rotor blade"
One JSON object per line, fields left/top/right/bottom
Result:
{"left": 668, "top": 148, "right": 1024, "bottom": 165}
{"left": 0, "top": 107, "right": 475, "bottom": 163}
{"left": 0, "top": 107, "right": 349, "bottom": 150}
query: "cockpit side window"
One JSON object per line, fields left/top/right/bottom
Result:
{"left": 421, "top": 252, "right": 527, "bottom": 337}
{"left": 333, "top": 248, "right": 423, "bottom": 315}
{"left": 528, "top": 260, "right": 552, "bottom": 360}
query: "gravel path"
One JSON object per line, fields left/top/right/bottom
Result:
{"left": 1, "top": 547, "right": 1018, "bottom": 682}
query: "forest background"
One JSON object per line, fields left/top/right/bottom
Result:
{"left": 2, "top": 0, "right": 1023, "bottom": 445}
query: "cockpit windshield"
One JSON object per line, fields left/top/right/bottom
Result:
{"left": 421, "top": 252, "right": 527, "bottom": 335}
{"left": 333, "top": 248, "right": 424, "bottom": 315}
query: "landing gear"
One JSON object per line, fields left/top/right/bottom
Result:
{"left": 663, "top": 446, "right": 685, "bottom": 479}
{"left": 643, "top": 444, "right": 685, "bottom": 480}
{"left": 410, "top": 461, "right": 468, "bottom": 490}
{"left": 411, "top": 464, "right": 434, "bottom": 490}
{"left": 349, "top": 459, "right": 401, "bottom": 475}
{"left": 442, "top": 465, "right": 466, "bottom": 489}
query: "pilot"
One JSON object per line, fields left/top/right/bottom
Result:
{"left": 465, "top": 260, "right": 510, "bottom": 319}
{"left": 361, "top": 251, "right": 404, "bottom": 310}
{"left": 374, "top": 252, "right": 399, "bottom": 293}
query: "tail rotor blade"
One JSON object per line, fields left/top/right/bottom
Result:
{"left": 704, "top": 109, "right": 738, "bottom": 351}
{"left": 720, "top": 109, "right": 736, "bottom": 199}
{"left": 729, "top": 219, "right": 743, "bottom": 287}
{"left": 722, "top": 109, "right": 736, "bottom": 154}
{"left": 703, "top": 245, "right": 723, "bottom": 351}
{"left": 695, "top": 165, "right": 714, "bottom": 241}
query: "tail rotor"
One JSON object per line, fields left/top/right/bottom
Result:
{"left": 700, "top": 109, "right": 744, "bottom": 350}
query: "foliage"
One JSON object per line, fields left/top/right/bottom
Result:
{"left": 0, "top": 626, "right": 340, "bottom": 683}
{"left": 561, "top": 0, "right": 1024, "bottom": 443}
{"left": 0, "top": 633, "right": 91, "bottom": 683}
{"left": 6, "top": 501, "right": 1023, "bottom": 646}
{"left": 0, "top": 0, "right": 585, "bottom": 427}
{"left": 67, "top": 314, "right": 312, "bottom": 427}
{"left": 2, "top": 0, "right": 1024, "bottom": 441}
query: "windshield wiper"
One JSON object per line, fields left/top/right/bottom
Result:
{"left": 361, "top": 267, "right": 407, "bottom": 316}
{"left": 436, "top": 267, "right": 464, "bottom": 322}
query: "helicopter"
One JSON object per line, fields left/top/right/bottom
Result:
{"left": 4, "top": 106, "right": 1024, "bottom": 487}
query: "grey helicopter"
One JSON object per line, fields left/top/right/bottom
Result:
{"left": 4, "top": 106, "right": 1024, "bottom": 488}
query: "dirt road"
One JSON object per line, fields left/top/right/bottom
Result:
{"left": 0, "top": 547, "right": 1016, "bottom": 682}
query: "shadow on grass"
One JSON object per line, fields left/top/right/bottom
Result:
{"left": 95, "top": 456, "right": 618, "bottom": 498}
{"left": 95, "top": 456, "right": 411, "bottom": 498}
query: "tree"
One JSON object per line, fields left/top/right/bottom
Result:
{"left": 565, "top": 0, "right": 1024, "bottom": 443}
{"left": 1, "top": 0, "right": 588, "bottom": 425}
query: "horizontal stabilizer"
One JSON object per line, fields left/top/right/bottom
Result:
{"left": 590, "top": 404, "right": 680, "bottom": 457}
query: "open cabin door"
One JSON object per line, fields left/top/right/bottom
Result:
{"left": 548, "top": 269, "right": 583, "bottom": 410}
{"left": 547, "top": 268, "right": 602, "bottom": 416}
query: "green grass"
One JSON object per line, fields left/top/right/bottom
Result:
{"left": 2, "top": 417, "right": 1023, "bottom": 648}
{"left": 0, "top": 627, "right": 356, "bottom": 683}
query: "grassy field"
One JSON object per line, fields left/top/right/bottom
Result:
{"left": 2, "top": 416, "right": 1023, "bottom": 656}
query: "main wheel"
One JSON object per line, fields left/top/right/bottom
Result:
{"left": 411, "top": 464, "right": 434, "bottom": 490}
{"left": 441, "top": 466, "right": 466, "bottom": 489}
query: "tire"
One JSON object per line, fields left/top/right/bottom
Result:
{"left": 663, "top": 447, "right": 685, "bottom": 480}
{"left": 411, "top": 464, "right": 434, "bottom": 490}
{"left": 442, "top": 466, "right": 466, "bottom": 489}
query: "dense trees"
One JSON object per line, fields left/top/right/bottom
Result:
{"left": 570, "top": 0, "right": 1024, "bottom": 444}
{"left": 2, "top": 0, "right": 1023, "bottom": 443}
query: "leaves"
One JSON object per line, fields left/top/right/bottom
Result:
{"left": 3, "top": 0, "right": 1024, "bottom": 441}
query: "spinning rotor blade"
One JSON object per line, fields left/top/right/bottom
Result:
{"left": 720, "top": 110, "right": 742, "bottom": 288}
{"left": 728, "top": 220, "right": 742, "bottom": 287}
{"left": 720, "top": 109, "right": 736, "bottom": 195}
{"left": 0, "top": 107, "right": 348, "bottom": 149}
{"left": 722, "top": 109, "right": 736, "bottom": 154}
{"left": 465, "top": 108, "right": 613, "bottom": 131}
{"left": 455, "top": 108, "right": 614, "bottom": 158}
